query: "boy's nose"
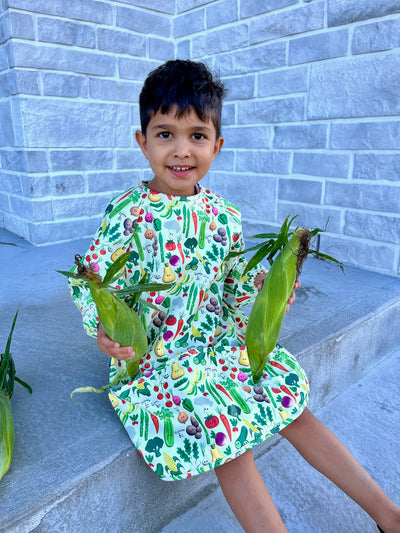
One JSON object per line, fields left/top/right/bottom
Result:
{"left": 173, "top": 139, "right": 191, "bottom": 158}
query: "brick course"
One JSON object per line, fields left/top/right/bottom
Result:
{"left": 0, "top": 0, "right": 399, "bottom": 276}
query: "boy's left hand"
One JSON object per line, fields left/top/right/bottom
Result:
{"left": 254, "top": 273, "right": 301, "bottom": 312}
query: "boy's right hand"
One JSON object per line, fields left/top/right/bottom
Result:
{"left": 97, "top": 323, "right": 136, "bottom": 360}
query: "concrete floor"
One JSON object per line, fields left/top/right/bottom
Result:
{"left": 0, "top": 227, "right": 399, "bottom": 533}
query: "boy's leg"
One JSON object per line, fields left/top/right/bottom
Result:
{"left": 215, "top": 449, "right": 288, "bottom": 533}
{"left": 280, "top": 408, "right": 400, "bottom": 533}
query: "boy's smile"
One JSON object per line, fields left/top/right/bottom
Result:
{"left": 135, "top": 107, "right": 224, "bottom": 197}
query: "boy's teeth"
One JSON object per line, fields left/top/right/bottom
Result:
{"left": 171, "top": 166, "right": 191, "bottom": 171}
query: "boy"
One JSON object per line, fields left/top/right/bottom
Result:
{"left": 71, "top": 60, "right": 399, "bottom": 532}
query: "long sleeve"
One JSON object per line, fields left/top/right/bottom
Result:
{"left": 68, "top": 194, "right": 138, "bottom": 337}
{"left": 222, "top": 233, "right": 267, "bottom": 311}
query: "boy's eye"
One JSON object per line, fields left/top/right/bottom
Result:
{"left": 159, "top": 131, "right": 171, "bottom": 139}
{"left": 193, "top": 133, "right": 205, "bottom": 140}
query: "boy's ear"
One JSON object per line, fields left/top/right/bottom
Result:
{"left": 135, "top": 130, "right": 148, "bottom": 159}
{"left": 213, "top": 136, "right": 224, "bottom": 158}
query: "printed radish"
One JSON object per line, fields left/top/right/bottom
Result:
{"left": 169, "top": 255, "right": 180, "bottom": 266}
{"left": 281, "top": 396, "right": 293, "bottom": 408}
{"left": 215, "top": 432, "right": 226, "bottom": 446}
{"left": 163, "top": 330, "right": 173, "bottom": 341}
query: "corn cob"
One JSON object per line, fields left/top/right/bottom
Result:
{"left": 245, "top": 229, "right": 311, "bottom": 382}
{"left": 88, "top": 279, "right": 147, "bottom": 377}
{"left": 0, "top": 310, "right": 32, "bottom": 481}
{"left": 59, "top": 251, "right": 170, "bottom": 379}
{"left": 227, "top": 216, "right": 343, "bottom": 383}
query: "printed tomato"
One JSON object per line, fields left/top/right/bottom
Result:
{"left": 165, "top": 240, "right": 176, "bottom": 251}
{"left": 205, "top": 415, "right": 219, "bottom": 429}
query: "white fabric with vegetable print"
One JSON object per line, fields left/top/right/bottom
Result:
{"left": 70, "top": 181, "right": 309, "bottom": 481}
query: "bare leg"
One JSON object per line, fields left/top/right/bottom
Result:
{"left": 215, "top": 449, "right": 287, "bottom": 533}
{"left": 280, "top": 408, "right": 400, "bottom": 533}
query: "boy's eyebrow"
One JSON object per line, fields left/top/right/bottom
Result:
{"left": 151, "top": 123, "right": 212, "bottom": 132}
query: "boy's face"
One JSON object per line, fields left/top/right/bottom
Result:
{"left": 135, "top": 107, "right": 223, "bottom": 197}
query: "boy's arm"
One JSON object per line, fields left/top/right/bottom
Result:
{"left": 68, "top": 200, "right": 135, "bottom": 338}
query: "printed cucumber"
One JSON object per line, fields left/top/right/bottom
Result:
{"left": 164, "top": 417, "right": 174, "bottom": 447}
{"left": 230, "top": 387, "right": 251, "bottom": 414}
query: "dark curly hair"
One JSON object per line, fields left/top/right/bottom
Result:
{"left": 139, "top": 59, "right": 225, "bottom": 137}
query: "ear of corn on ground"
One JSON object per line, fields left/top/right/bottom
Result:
{"left": 0, "top": 310, "right": 32, "bottom": 481}
{"left": 0, "top": 393, "right": 13, "bottom": 480}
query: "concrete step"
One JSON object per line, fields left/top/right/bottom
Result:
{"left": 161, "top": 347, "right": 400, "bottom": 533}
{"left": 0, "top": 228, "right": 399, "bottom": 532}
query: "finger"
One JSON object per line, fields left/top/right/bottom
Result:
{"left": 97, "top": 328, "right": 135, "bottom": 359}
{"left": 286, "top": 292, "right": 296, "bottom": 312}
{"left": 294, "top": 278, "right": 301, "bottom": 290}
{"left": 114, "top": 346, "right": 136, "bottom": 360}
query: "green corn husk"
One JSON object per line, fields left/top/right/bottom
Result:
{"left": 245, "top": 229, "right": 311, "bottom": 383}
{"left": 59, "top": 251, "right": 170, "bottom": 384}
{"left": 227, "top": 216, "right": 343, "bottom": 383}
{"left": 0, "top": 393, "right": 13, "bottom": 480}
{"left": 0, "top": 309, "right": 32, "bottom": 481}
{"left": 88, "top": 281, "right": 147, "bottom": 377}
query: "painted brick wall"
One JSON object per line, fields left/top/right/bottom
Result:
{"left": 1, "top": 0, "right": 399, "bottom": 277}
{"left": 0, "top": 0, "right": 173, "bottom": 244}
{"left": 179, "top": 0, "right": 400, "bottom": 277}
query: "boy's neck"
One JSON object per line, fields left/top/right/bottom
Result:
{"left": 144, "top": 180, "right": 200, "bottom": 196}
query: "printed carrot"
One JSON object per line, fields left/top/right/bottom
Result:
{"left": 220, "top": 414, "right": 232, "bottom": 441}
{"left": 198, "top": 289, "right": 205, "bottom": 308}
{"left": 192, "top": 212, "right": 198, "bottom": 234}
{"left": 280, "top": 384, "right": 297, "bottom": 403}
{"left": 116, "top": 189, "right": 134, "bottom": 203}
{"left": 151, "top": 413, "right": 159, "bottom": 433}
{"left": 270, "top": 361, "right": 289, "bottom": 373}
{"left": 173, "top": 317, "right": 184, "bottom": 339}
{"left": 177, "top": 242, "right": 185, "bottom": 264}
{"left": 215, "top": 384, "right": 233, "bottom": 401}
{"left": 236, "top": 296, "right": 251, "bottom": 303}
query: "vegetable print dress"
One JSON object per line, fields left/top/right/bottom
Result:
{"left": 70, "top": 181, "right": 309, "bottom": 481}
